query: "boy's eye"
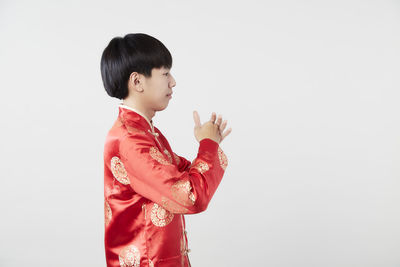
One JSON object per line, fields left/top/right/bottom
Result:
{"left": 164, "top": 73, "right": 169, "bottom": 76}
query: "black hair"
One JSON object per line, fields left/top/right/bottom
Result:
{"left": 100, "top": 33, "right": 173, "bottom": 100}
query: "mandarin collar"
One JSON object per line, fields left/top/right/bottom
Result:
{"left": 118, "top": 104, "right": 155, "bottom": 132}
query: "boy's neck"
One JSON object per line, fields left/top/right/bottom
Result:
{"left": 122, "top": 100, "right": 155, "bottom": 123}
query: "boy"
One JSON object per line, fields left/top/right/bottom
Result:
{"left": 101, "top": 33, "right": 231, "bottom": 267}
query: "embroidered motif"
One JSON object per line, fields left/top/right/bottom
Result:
{"left": 171, "top": 180, "right": 196, "bottom": 206}
{"left": 119, "top": 244, "right": 140, "bottom": 267}
{"left": 218, "top": 147, "right": 228, "bottom": 171}
{"left": 189, "top": 193, "right": 196, "bottom": 204}
{"left": 149, "top": 147, "right": 172, "bottom": 165}
{"left": 163, "top": 149, "right": 173, "bottom": 164}
{"left": 151, "top": 203, "right": 174, "bottom": 227}
{"left": 173, "top": 152, "right": 181, "bottom": 165}
{"left": 192, "top": 161, "right": 210, "bottom": 174}
{"left": 104, "top": 199, "right": 112, "bottom": 226}
{"left": 161, "top": 196, "right": 190, "bottom": 213}
{"left": 110, "top": 156, "right": 130, "bottom": 185}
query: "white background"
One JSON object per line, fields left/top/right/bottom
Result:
{"left": 1, "top": 0, "right": 399, "bottom": 266}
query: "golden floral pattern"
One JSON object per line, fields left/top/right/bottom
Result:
{"left": 218, "top": 147, "right": 228, "bottom": 171}
{"left": 119, "top": 244, "right": 140, "bottom": 267}
{"left": 104, "top": 199, "right": 112, "bottom": 226}
{"left": 161, "top": 196, "right": 190, "bottom": 214}
{"left": 163, "top": 149, "right": 173, "bottom": 164}
{"left": 171, "top": 180, "right": 196, "bottom": 206}
{"left": 111, "top": 156, "right": 130, "bottom": 185}
{"left": 192, "top": 161, "right": 210, "bottom": 174}
{"left": 151, "top": 203, "right": 174, "bottom": 227}
{"left": 189, "top": 193, "right": 196, "bottom": 204}
{"left": 173, "top": 152, "right": 181, "bottom": 165}
{"left": 149, "top": 147, "right": 172, "bottom": 165}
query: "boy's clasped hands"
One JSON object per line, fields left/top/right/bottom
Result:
{"left": 193, "top": 111, "right": 232, "bottom": 144}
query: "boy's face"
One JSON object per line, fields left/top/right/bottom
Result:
{"left": 141, "top": 66, "right": 176, "bottom": 111}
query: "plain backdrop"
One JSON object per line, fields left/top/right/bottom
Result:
{"left": 0, "top": 0, "right": 399, "bottom": 266}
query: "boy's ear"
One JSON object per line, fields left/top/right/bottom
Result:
{"left": 129, "top": 72, "right": 139, "bottom": 85}
{"left": 129, "top": 72, "right": 144, "bottom": 92}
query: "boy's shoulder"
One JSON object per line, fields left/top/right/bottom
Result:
{"left": 104, "top": 118, "right": 146, "bottom": 150}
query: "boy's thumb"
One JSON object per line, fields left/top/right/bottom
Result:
{"left": 193, "top": 110, "right": 201, "bottom": 127}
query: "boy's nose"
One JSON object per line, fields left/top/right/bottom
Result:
{"left": 170, "top": 76, "right": 176, "bottom": 87}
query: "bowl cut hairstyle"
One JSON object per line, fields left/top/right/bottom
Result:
{"left": 100, "top": 33, "right": 173, "bottom": 100}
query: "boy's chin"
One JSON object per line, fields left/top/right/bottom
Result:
{"left": 155, "top": 104, "right": 169, "bottom": 111}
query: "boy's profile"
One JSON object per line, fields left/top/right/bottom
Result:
{"left": 101, "top": 33, "right": 231, "bottom": 267}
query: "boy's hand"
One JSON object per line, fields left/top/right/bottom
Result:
{"left": 193, "top": 111, "right": 232, "bottom": 144}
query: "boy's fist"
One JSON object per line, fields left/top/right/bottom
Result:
{"left": 193, "top": 111, "right": 232, "bottom": 144}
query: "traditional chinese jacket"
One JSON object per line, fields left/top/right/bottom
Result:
{"left": 103, "top": 104, "right": 228, "bottom": 267}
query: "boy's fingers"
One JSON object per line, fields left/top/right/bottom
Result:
{"left": 219, "top": 120, "right": 227, "bottom": 132}
{"left": 221, "top": 127, "right": 232, "bottom": 140}
{"left": 209, "top": 112, "right": 216, "bottom": 123}
{"left": 215, "top": 114, "right": 222, "bottom": 126}
{"left": 193, "top": 111, "right": 201, "bottom": 128}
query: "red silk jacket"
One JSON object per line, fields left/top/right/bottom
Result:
{"left": 103, "top": 104, "right": 228, "bottom": 267}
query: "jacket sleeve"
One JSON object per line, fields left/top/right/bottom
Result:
{"left": 172, "top": 152, "right": 192, "bottom": 172}
{"left": 118, "top": 133, "right": 228, "bottom": 214}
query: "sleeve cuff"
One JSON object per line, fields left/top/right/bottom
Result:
{"left": 199, "top": 138, "right": 219, "bottom": 153}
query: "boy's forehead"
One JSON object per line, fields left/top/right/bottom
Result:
{"left": 154, "top": 66, "right": 170, "bottom": 72}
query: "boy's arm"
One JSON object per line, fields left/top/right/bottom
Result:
{"left": 118, "top": 133, "right": 228, "bottom": 214}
